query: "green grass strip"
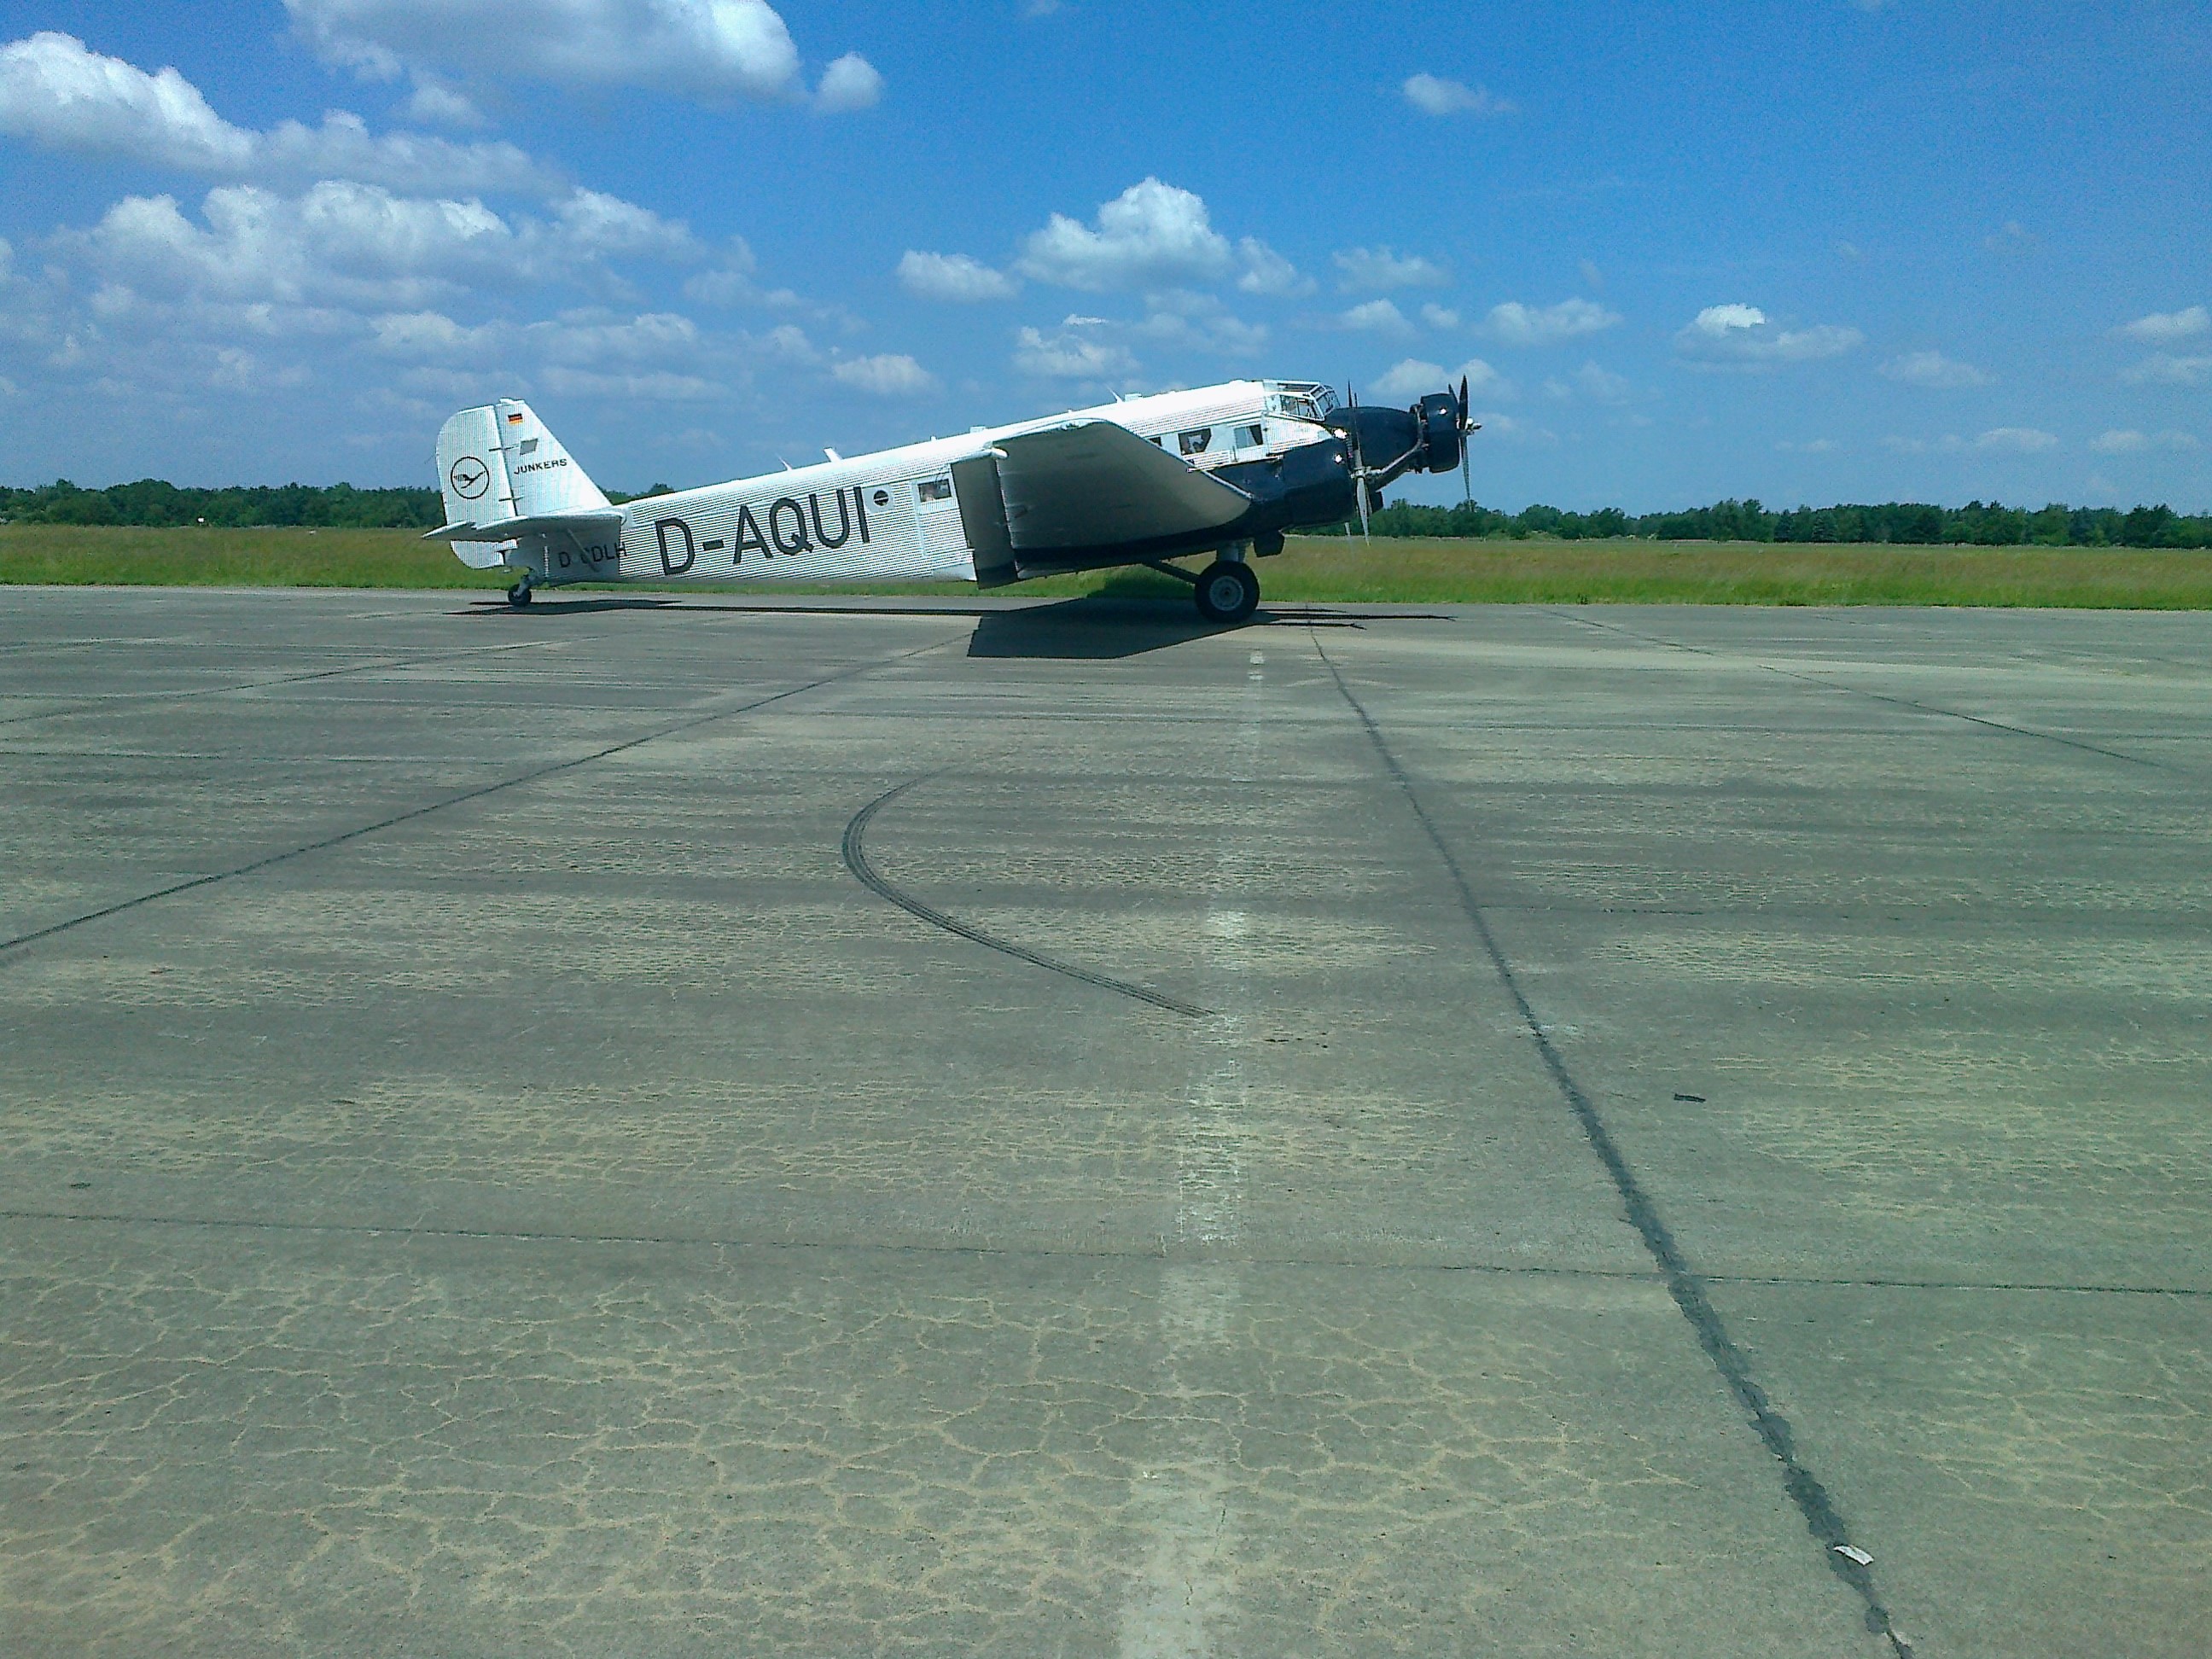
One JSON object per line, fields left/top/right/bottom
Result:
{"left": 6, "top": 525, "right": 2212, "bottom": 608}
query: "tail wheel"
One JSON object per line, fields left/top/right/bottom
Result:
{"left": 1193, "top": 560, "right": 1260, "bottom": 625}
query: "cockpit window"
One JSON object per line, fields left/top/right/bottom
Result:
{"left": 1237, "top": 423, "right": 1265, "bottom": 450}
{"left": 1268, "top": 383, "right": 1339, "bottom": 422}
{"left": 1178, "top": 428, "right": 1213, "bottom": 457}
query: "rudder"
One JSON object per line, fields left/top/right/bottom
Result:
{"left": 488, "top": 398, "right": 610, "bottom": 518}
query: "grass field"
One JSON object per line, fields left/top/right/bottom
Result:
{"left": 5, "top": 522, "right": 2212, "bottom": 608}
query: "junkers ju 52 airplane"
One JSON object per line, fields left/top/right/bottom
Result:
{"left": 428, "top": 376, "right": 1476, "bottom": 623}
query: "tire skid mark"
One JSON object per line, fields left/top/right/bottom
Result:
{"left": 7, "top": 1207, "right": 2210, "bottom": 1299}
{"left": 841, "top": 774, "right": 1213, "bottom": 1019}
{"left": 0, "top": 633, "right": 963, "bottom": 963}
{"left": 1310, "top": 627, "right": 1917, "bottom": 1659}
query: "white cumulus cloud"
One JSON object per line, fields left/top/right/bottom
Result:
{"left": 831, "top": 352, "right": 934, "bottom": 395}
{"left": 1369, "top": 358, "right": 1445, "bottom": 400}
{"left": 399, "top": 77, "right": 484, "bottom": 128}
{"left": 1234, "top": 239, "right": 1307, "bottom": 296}
{"left": 0, "top": 32, "right": 557, "bottom": 195}
{"left": 2117, "top": 306, "right": 2209, "bottom": 344}
{"left": 539, "top": 365, "right": 719, "bottom": 400}
{"left": 1879, "top": 350, "right": 1992, "bottom": 388}
{"left": 282, "top": 0, "right": 810, "bottom": 102}
{"left": 2090, "top": 428, "right": 2198, "bottom": 453}
{"left": 1674, "top": 302, "right": 1862, "bottom": 367}
{"left": 534, "top": 309, "right": 699, "bottom": 364}
{"left": 1128, "top": 291, "right": 1267, "bottom": 357}
{"left": 681, "top": 238, "right": 764, "bottom": 306}
{"left": 1369, "top": 356, "right": 1509, "bottom": 403}
{"left": 1012, "top": 321, "right": 1137, "bottom": 380}
{"left": 898, "top": 250, "right": 1018, "bottom": 302}
{"left": 1481, "top": 298, "right": 1621, "bottom": 346}
{"left": 370, "top": 309, "right": 506, "bottom": 356}
{"left": 1340, "top": 299, "right": 1413, "bottom": 336}
{"left": 2122, "top": 353, "right": 2212, "bottom": 386}
{"left": 1401, "top": 73, "right": 1514, "bottom": 118}
{"left": 60, "top": 180, "right": 698, "bottom": 311}
{"left": 813, "top": 52, "right": 881, "bottom": 113}
{"left": 1016, "top": 178, "right": 1291, "bottom": 295}
{"left": 1574, "top": 361, "right": 1632, "bottom": 403}
{"left": 1333, "top": 246, "right": 1447, "bottom": 291}
{"left": 0, "top": 31, "right": 253, "bottom": 169}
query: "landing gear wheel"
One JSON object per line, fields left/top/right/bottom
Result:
{"left": 1193, "top": 559, "right": 1260, "bottom": 625}
{"left": 506, "top": 580, "right": 534, "bottom": 608}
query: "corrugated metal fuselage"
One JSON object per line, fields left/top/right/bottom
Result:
{"left": 503, "top": 381, "right": 1350, "bottom": 590}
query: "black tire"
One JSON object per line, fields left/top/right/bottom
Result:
{"left": 507, "top": 582, "right": 533, "bottom": 608}
{"left": 1192, "top": 560, "right": 1260, "bottom": 625}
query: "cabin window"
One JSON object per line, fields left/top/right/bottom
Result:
{"left": 1178, "top": 427, "right": 1212, "bottom": 456}
{"left": 1236, "top": 423, "right": 1264, "bottom": 450}
{"left": 1150, "top": 434, "right": 1165, "bottom": 446}
{"left": 916, "top": 477, "right": 952, "bottom": 502}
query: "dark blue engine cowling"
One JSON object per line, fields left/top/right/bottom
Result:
{"left": 1325, "top": 404, "right": 1417, "bottom": 480}
{"left": 1324, "top": 389, "right": 1464, "bottom": 488}
{"left": 1417, "top": 391, "right": 1462, "bottom": 474}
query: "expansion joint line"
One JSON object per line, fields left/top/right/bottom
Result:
{"left": 0, "top": 632, "right": 964, "bottom": 963}
{"left": 0, "top": 635, "right": 566, "bottom": 731}
{"left": 842, "top": 774, "right": 1212, "bottom": 1019}
{"left": 1308, "top": 627, "right": 1915, "bottom": 1659}
{"left": 1545, "top": 607, "right": 2160, "bottom": 770}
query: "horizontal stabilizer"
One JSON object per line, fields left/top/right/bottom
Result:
{"left": 425, "top": 511, "right": 625, "bottom": 544}
{"left": 994, "top": 420, "right": 1249, "bottom": 553}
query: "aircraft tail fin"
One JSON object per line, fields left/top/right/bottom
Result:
{"left": 434, "top": 399, "right": 610, "bottom": 568}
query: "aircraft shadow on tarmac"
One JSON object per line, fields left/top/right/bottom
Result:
{"left": 457, "top": 593, "right": 1437, "bottom": 657}
{"left": 966, "top": 597, "right": 1451, "bottom": 658}
{"left": 967, "top": 597, "right": 1255, "bottom": 658}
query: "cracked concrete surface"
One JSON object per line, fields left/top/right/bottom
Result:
{"left": 3, "top": 589, "right": 2208, "bottom": 1656}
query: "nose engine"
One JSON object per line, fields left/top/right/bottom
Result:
{"left": 1322, "top": 376, "right": 1477, "bottom": 518}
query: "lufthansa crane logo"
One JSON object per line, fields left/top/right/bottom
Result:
{"left": 448, "top": 456, "right": 491, "bottom": 498}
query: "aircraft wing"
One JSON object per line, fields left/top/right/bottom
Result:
{"left": 990, "top": 420, "right": 1250, "bottom": 554}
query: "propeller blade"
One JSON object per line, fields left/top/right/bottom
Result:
{"left": 1341, "top": 381, "right": 1366, "bottom": 537}
{"left": 1459, "top": 375, "right": 1470, "bottom": 432}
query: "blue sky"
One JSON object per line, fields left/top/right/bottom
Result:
{"left": 1, "top": 0, "right": 2206, "bottom": 509}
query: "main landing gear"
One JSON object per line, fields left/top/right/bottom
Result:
{"left": 1138, "top": 547, "right": 1264, "bottom": 626}
{"left": 505, "top": 576, "right": 534, "bottom": 608}
{"left": 1192, "top": 557, "right": 1260, "bottom": 626}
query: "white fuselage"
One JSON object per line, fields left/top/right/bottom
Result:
{"left": 513, "top": 381, "right": 1338, "bottom": 588}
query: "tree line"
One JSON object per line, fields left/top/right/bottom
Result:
{"left": 3, "top": 476, "right": 2208, "bottom": 548}
{"left": 1344, "top": 497, "right": 2212, "bottom": 548}
{"left": 0, "top": 479, "right": 678, "bottom": 528}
